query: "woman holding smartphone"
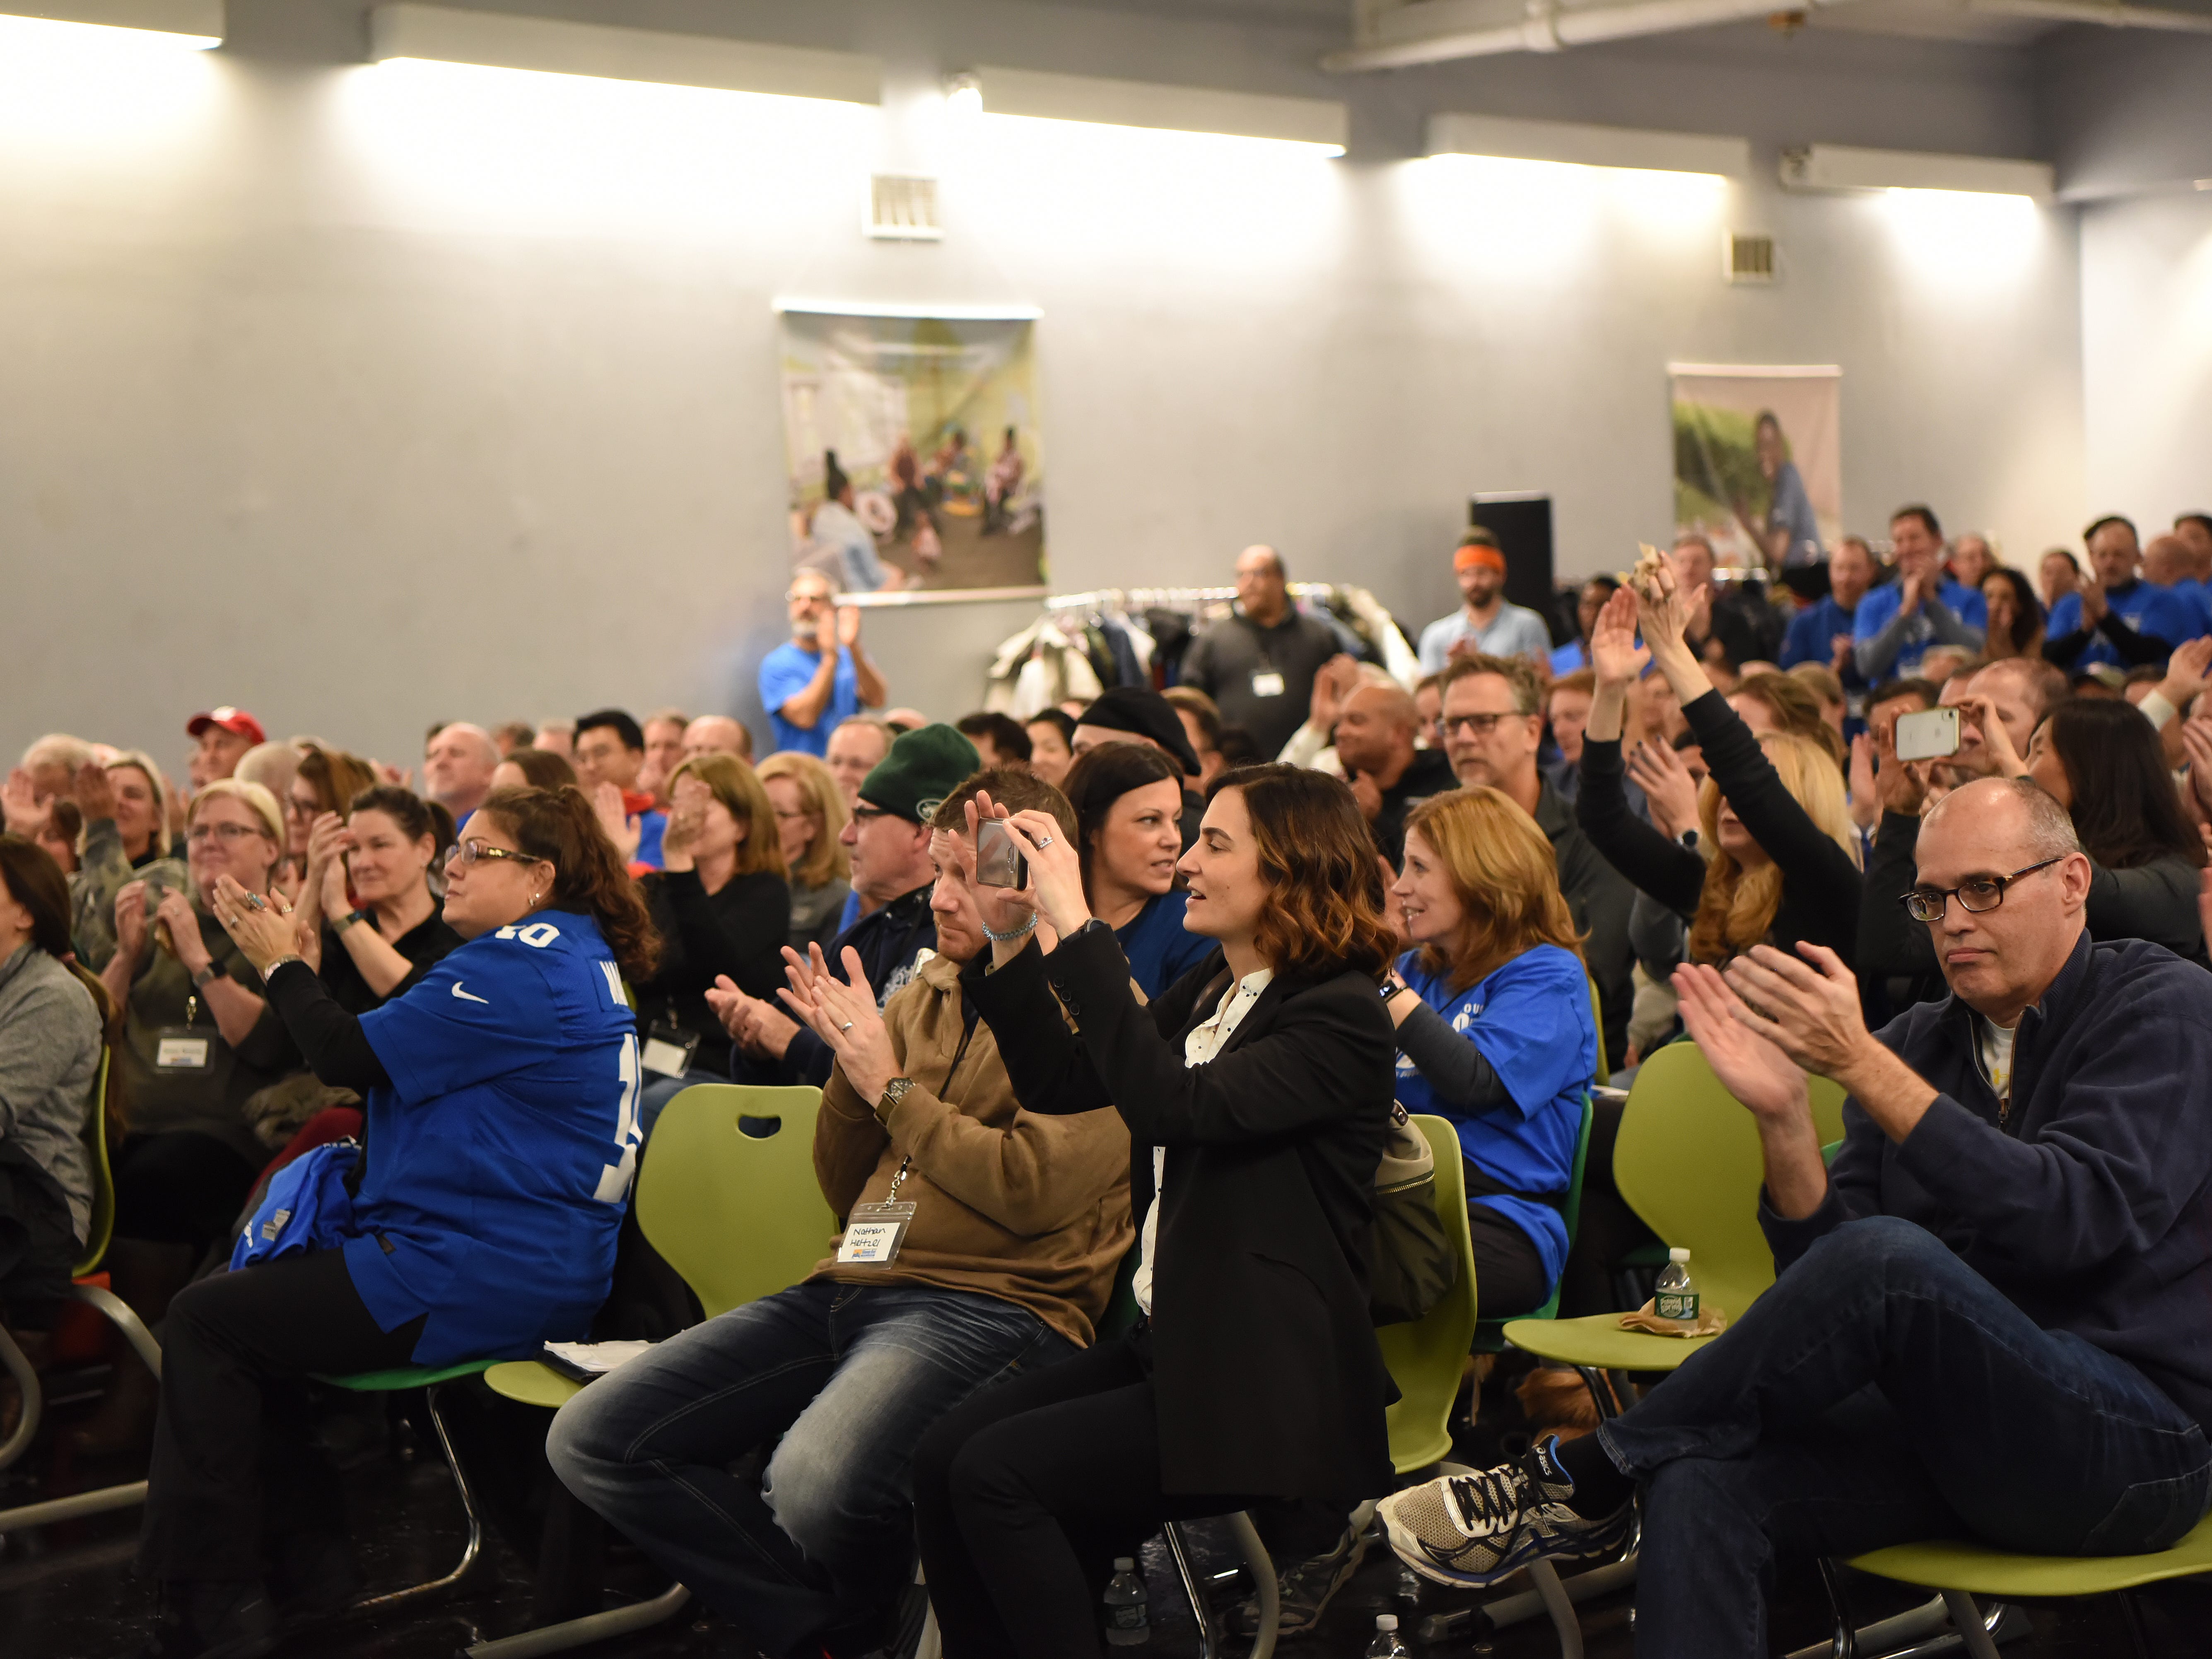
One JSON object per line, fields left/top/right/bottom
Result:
{"left": 909, "top": 764, "right": 1399, "bottom": 1658}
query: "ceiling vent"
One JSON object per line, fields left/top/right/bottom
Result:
{"left": 867, "top": 174, "right": 941, "bottom": 241}
{"left": 1726, "top": 232, "right": 1777, "bottom": 285}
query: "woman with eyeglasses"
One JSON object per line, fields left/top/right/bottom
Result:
{"left": 78, "top": 779, "right": 301, "bottom": 1455}
{"left": 755, "top": 752, "right": 851, "bottom": 951}
{"left": 287, "top": 785, "right": 464, "bottom": 1014}
{"left": 1578, "top": 573, "right": 1862, "bottom": 980}
{"left": 133, "top": 785, "right": 659, "bottom": 1657}
{"left": 283, "top": 745, "right": 379, "bottom": 892}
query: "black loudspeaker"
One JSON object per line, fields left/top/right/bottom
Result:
{"left": 1469, "top": 492, "right": 1561, "bottom": 639}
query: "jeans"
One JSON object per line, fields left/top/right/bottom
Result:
{"left": 635, "top": 1073, "right": 691, "bottom": 1147}
{"left": 547, "top": 1279, "right": 1071, "bottom": 1657}
{"left": 1594, "top": 1216, "right": 2212, "bottom": 1658}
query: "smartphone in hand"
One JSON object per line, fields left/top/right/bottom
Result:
{"left": 975, "top": 820, "right": 1028, "bottom": 890}
{"left": 1893, "top": 707, "right": 1960, "bottom": 762}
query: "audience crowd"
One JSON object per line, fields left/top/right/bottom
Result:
{"left": 2, "top": 501, "right": 2211, "bottom": 1659}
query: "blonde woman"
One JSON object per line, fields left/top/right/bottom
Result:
{"left": 1579, "top": 576, "right": 1862, "bottom": 974}
{"left": 634, "top": 754, "right": 790, "bottom": 1136}
{"left": 1384, "top": 788, "right": 1596, "bottom": 1318}
{"left": 68, "top": 749, "right": 185, "bottom": 970}
{"left": 756, "top": 751, "right": 850, "bottom": 951}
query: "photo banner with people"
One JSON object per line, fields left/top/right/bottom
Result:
{"left": 1669, "top": 362, "right": 1842, "bottom": 573}
{"left": 777, "top": 307, "right": 1046, "bottom": 595}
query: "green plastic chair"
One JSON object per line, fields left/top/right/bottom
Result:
{"left": 1845, "top": 1515, "right": 2212, "bottom": 1659}
{"left": 1377, "top": 1115, "right": 1481, "bottom": 1475}
{"left": 1587, "top": 979, "right": 1610, "bottom": 1091}
{"left": 1470, "top": 1094, "right": 1595, "bottom": 1356}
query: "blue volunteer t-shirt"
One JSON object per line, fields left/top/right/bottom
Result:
{"left": 2176, "top": 579, "right": 2212, "bottom": 642}
{"left": 1114, "top": 890, "right": 1217, "bottom": 1001}
{"left": 1852, "top": 578, "right": 1989, "bottom": 672}
{"left": 347, "top": 909, "right": 643, "bottom": 1367}
{"left": 2048, "top": 581, "right": 2201, "bottom": 669}
{"left": 1392, "top": 944, "right": 1595, "bottom": 1294}
{"left": 759, "top": 641, "right": 861, "bottom": 757}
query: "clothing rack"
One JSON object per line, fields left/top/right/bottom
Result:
{"left": 1042, "top": 582, "right": 1343, "bottom": 614}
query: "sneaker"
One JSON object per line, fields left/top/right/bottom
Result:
{"left": 1230, "top": 1520, "right": 1368, "bottom": 1636}
{"left": 134, "top": 1580, "right": 278, "bottom": 1659}
{"left": 1378, "top": 1447, "right": 1632, "bottom": 1590}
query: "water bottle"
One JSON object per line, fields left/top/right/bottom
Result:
{"left": 1395, "top": 1559, "right": 1423, "bottom": 1606}
{"left": 1365, "top": 1613, "right": 1411, "bottom": 1657}
{"left": 1104, "top": 1557, "right": 1148, "bottom": 1646}
{"left": 1655, "top": 1246, "right": 1699, "bottom": 1329}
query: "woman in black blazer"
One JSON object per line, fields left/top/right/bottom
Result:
{"left": 912, "top": 764, "right": 1400, "bottom": 1658}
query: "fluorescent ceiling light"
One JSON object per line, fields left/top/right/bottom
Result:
{"left": 367, "top": 5, "right": 880, "bottom": 104}
{"left": 773, "top": 298, "right": 1043, "bottom": 321}
{"left": 1780, "top": 143, "right": 2051, "bottom": 204}
{"left": 1426, "top": 112, "right": 1746, "bottom": 179}
{"left": 1, "top": 0, "right": 220, "bottom": 47}
{"left": 967, "top": 64, "right": 1346, "bottom": 154}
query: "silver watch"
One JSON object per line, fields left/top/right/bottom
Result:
{"left": 878, "top": 1077, "right": 917, "bottom": 1118}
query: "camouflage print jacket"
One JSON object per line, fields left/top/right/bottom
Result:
{"left": 70, "top": 817, "right": 188, "bottom": 973}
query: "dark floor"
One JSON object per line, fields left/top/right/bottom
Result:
{"left": 6, "top": 1363, "right": 2212, "bottom": 1659}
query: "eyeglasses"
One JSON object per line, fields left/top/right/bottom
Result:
{"left": 848, "top": 805, "right": 893, "bottom": 825}
{"left": 451, "top": 840, "right": 540, "bottom": 868}
{"left": 1442, "top": 712, "right": 1524, "bottom": 738}
{"left": 1900, "top": 856, "right": 2065, "bottom": 922}
{"left": 186, "top": 821, "right": 267, "bottom": 844}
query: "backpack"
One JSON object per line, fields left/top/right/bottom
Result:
{"left": 1368, "top": 1102, "right": 1458, "bottom": 1326}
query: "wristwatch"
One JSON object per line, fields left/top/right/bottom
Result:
{"left": 334, "top": 908, "right": 373, "bottom": 934}
{"left": 877, "top": 1077, "right": 917, "bottom": 1120}
{"left": 1379, "top": 980, "right": 1408, "bottom": 1003}
{"left": 191, "top": 959, "right": 229, "bottom": 989}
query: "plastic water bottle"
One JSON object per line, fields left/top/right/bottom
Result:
{"left": 1395, "top": 1559, "right": 1423, "bottom": 1606}
{"left": 1104, "top": 1557, "right": 1148, "bottom": 1646}
{"left": 1655, "top": 1247, "right": 1700, "bottom": 1329}
{"left": 1366, "top": 1613, "right": 1411, "bottom": 1657}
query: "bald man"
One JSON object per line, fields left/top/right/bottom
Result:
{"left": 682, "top": 716, "right": 754, "bottom": 764}
{"left": 422, "top": 722, "right": 500, "bottom": 818}
{"left": 1331, "top": 680, "right": 1455, "bottom": 866}
{"left": 1180, "top": 544, "right": 1343, "bottom": 759}
{"left": 2145, "top": 534, "right": 2212, "bottom": 642}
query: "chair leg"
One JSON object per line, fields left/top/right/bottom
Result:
{"left": 72, "top": 1280, "right": 163, "bottom": 1377}
{"left": 1225, "top": 1512, "right": 1278, "bottom": 1659}
{"left": 2116, "top": 1589, "right": 2153, "bottom": 1659}
{"left": 0, "top": 1287, "right": 165, "bottom": 1530}
{"left": 1164, "top": 1521, "right": 1225, "bottom": 1659}
{"left": 1940, "top": 1589, "right": 2004, "bottom": 1659}
{"left": 0, "top": 1323, "right": 43, "bottom": 1473}
{"left": 347, "top": 1382, "right": 485, "bottom": 1617}
{"left": 462, "top": 1584, "right": 691, "bottom": 1659}
{"left": 1525, "top": 1557, "right": 1586, "bottom": 1659}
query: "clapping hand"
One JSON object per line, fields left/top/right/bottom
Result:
{"left": 1720, "top": 943, "right": 1872, "bottom": 1080}
{"left": 113, "top": 880, "right": 151, "bottom": 964}
{"left": 1, "top": 768, "right": 43, "bottom": 836}
{"left": 209, "top": 874, "right": 297, "bottom": 974}
{"left": 707, "top": 974, "right": 800, "bottom": 1060}
{"left": 591, "top": 781, "right": 642, "bottom": 862}
{"left": 1307, "top": 653, "right": 1360, "bottom": 734}
{"left": 778, "top": 943, "right": 897, "bottom": 1102}
{"left": 837, "top": 605, "right": 863, "bottom": 650}
{"left": 2158, "top": 637, "right": 2212, "bottom": 709}
{"left": 1671, "top": 962, "right": 1807, "bottom": 1121}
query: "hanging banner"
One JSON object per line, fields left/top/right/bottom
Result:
{"left": 1669, "top": 363, "right": 1842, "bottom": 571}
{"left": 777, "top": 306, "right": 1046, "bottom": 593}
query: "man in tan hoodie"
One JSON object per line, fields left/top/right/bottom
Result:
{"left": 549, "top": 767, "right": 1131, "bottom": 1659}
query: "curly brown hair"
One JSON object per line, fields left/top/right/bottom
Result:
{"left": 474, "top": 786, "right": 661, "bottom": 981}
{"left": 1214, "top": 764, "right": 1395, "bottom": 983}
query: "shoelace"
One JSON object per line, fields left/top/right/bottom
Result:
{"left": 1443, "top": 1462, "right": 1530, "bottom": 1534}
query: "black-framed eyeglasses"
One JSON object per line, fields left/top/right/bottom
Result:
{"left": 451, "top": 840, "right": 540, "bottom": 869}
{"left": 1442, "top": 712, "right": 1522, "bottom": 738}
{"left": 1900, "top": 856, "right": 2065, "bottom": 922}
{"left": 848, "top": 804, "right": 893, "bottom": 825}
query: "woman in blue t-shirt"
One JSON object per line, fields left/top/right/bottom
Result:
{"left": 1383, "top": 787, "right": 1597, "bottom": 1318}
{"left": 135, "top": 785, "right": 659, "bottom": 1657}
{"left": 1059, "top": 743, "right": 1215, "bottom": 998}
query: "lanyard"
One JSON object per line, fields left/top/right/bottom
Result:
{"left": 880, "top": 1013, "right": 979, "bottom": 1203}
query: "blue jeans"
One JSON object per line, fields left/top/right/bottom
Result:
{"left": 1597, "top": 1216, "right": 2212, "bottom": 1659}
{"left": 546, "top": 1280, "right": 1071, "bottom": 1656}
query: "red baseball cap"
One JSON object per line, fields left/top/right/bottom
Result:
{"left": 186, "top": 706, "right": 267, "bottom": 745}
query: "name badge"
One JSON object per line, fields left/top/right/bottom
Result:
{"left": 836, "top": 1201, "right": 917, "bottom": 1265}
{"left": 641, "top": 1024, "right": 700, "bottom": 1080}
{"left": 1250, "top": 670, "right": 1286, "bottom": 698}
{"left": 155, "top": 1033, "right": 212, "bottom": 1071}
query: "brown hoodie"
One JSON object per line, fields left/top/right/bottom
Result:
{"left": 809, "top": 951, "right": 1132, "bottom": 1347}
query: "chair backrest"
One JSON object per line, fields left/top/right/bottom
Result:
{"left": 1612, "top": 1042, "right": 1841, "bottom": 1323}
{"left": 1376, "top": 1115, "right": 1481, "bottom": 1474}
{"left": 635, "top": 1084, "right": 839, "bottom": 1320}
{"left": 73, "top": 1047, "right": 114, "bottom": 1280}
{"left": 1587, "top": 977, "right": 1610, "bottom": 1089}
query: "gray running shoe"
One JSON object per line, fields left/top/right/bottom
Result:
{"left": 1231, "top": 1522, "right": 1368, "bottom": 1636}
{"left": 1378, "top": 1447, "right": 1632, "bottom": 1590}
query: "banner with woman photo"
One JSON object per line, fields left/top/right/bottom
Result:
{"left": 777, "top": 305, "right": 1046, "bottom": 594}
{"left": 1670, "top": 363, "right": 1842, "bottom": 572}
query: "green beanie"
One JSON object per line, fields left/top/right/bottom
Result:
{"left": 858, "top": 723, "right": 981, "bottom": 824}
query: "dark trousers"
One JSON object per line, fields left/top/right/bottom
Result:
{"left": 914, "top": 1327, "right": 1261, "bottom": 1659}
{"left": 112, "top": 1130, "right": 261, "bottom": 1255}
{"left": 1599, "top": 1216, "right": 2212, "bottom": 1658}
{"left": 140, "top": 1250, "right": 422, "bottom": 1584}
{"left": 1467, "top": 1201, "right": 1549, "bottom": 1319}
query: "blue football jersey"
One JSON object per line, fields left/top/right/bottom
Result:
{"left": 346, "top": 909, "right": 641, "bottom": 1366}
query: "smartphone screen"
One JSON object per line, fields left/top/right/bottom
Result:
{"left": 1893, "top": 706, "right": 1961, "bottom": 762}
{"left": 975, "top": 820, "right": 1028, "bottom": 890}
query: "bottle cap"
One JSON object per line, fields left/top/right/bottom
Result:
{"left": 1669, "top": 1247, "right": 1691, "bottom": 1263}
{"left": 1114, "top": 1557, "right": 1136, "bottom": 1571}
{"left": 1377, "top": 1615, "right": 1399, "bottom": 1631}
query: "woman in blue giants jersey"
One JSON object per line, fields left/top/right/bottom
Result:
{"left": 1382, "top": 786, "right": 1596, "bottom": 1322}
{"left": 135, "top": 785, "right": 658, "bottom": 1659}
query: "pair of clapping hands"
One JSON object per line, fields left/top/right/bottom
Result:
{"left": 703, "top": 793, "right": 1085, "bottom": 1101}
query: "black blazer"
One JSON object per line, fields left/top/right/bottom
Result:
{"left": 964, "top": 922, "right": 1398, "bottom": 1501}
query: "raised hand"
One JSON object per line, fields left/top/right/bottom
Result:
{"left": 1872, "top": 717, "right": 1931, "bottom": 818}
{"left": 72, "top": 761, "right": 117, "bottom": 824}
{"left": 2157, "top": 636, "right": 2212, "bottom": 709}
{"left": 999, "top": 808, "right": 1090, "bottom": 936}
{"left": 1589, "top": 587, "right": 1650, "bottom": 689}
{"left": 962, "top": 790, "right": 1043, "bottom": 945}
{"left": 1307, "top": 653, "right": 1358, "bottom": 734}
{"left": 1961, "top": 693, "right": 2026, "bottom": 779}
{"left": 591, "top": 781, "right": 641, "bottom": 862}
{"left": 1, "top": 768, "right": 44, "bottom": 836}
{"left": 1634, "top": 556, "right": 1696, "bottom": 661}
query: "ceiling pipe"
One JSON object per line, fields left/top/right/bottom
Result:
{"left": 1322, "top": 0, "right": 1862, "bottom": 70}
